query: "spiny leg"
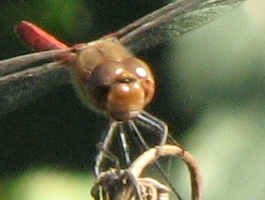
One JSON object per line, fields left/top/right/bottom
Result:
{"left": 138, "top": 110, "right": 184, "bottom": 148}
{"left": 136, "top": 110, "right": 168, "bottom": 145}
{"left": 118, "top": 123, "right": 131, "bottom": 167}
{"left": 138, "top": 113, "right": 184, "bottom": 200}
{"left": 128, "top": 121, "right": 183, "bottom": 200}
{"left": 95, "top": 121, "right": 119, "bottom": 176}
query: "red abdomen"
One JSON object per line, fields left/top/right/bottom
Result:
{"left": 16, "top": 21, "right": 69, "bottom": 51}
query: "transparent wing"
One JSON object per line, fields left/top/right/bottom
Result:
{"left": 0, "top": 48, "right": 72, "bottom": 76}
{"left": 0, "top": 62, "right": 70, "bottom": 116}
{"left": 116, "top": 0, "right": 246, "bottom": 52}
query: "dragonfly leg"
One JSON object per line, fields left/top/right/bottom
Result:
{"left": 118, "top": 124, "right": 131, "bottom": 167}
{"left": 130, "top": 116, "right": 183, "bottom": 200}
{"left": 95, "top": 121, "right": 118, "bottom": 176}
{"left": 137, "top": 110, "right": 184, "bottom": 149}
{"left": 136, "top": 110, "right": 168, "bottom": 145}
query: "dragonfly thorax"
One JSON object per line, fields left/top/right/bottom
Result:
{"left": 70, "top": 38, "right": 155, "bottom": 121}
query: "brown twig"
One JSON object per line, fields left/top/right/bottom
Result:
{"left": 129, "top": 145, "right": 202, "bottom": 200}
{"left": 91, "top": 144, "right": 202, "bottom": 200}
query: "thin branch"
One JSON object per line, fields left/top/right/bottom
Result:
{"left": 92, "top": 144, "right": 202, "bottom": 200}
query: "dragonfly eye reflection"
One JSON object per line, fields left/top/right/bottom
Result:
{"left": 116, "top": 77, "right": 136, "bottom": 84}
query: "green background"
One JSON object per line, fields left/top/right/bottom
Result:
{"left": 1, "top": 0, "right": 265, "bottom": 200}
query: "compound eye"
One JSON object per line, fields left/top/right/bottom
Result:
{"left": 93, "top": 85, "right": 111, "bottom": 110}
{"left": 123, "top": 58, "right": 153, "bottom": 80}
{"left": 90, "top": 61, "right": 124, "bottom": 88}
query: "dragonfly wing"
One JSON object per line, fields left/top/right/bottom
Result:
{"left": 117, "top": 0, "right": 246, "bottom": 52}
{"left": 0, "top": 62, "right": 70, "bottom": 116}
{"left": 0, "top": 49, "right": 73, "bottom": 76}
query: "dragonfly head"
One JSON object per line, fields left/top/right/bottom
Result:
{"left": 91, "top": 57, "right": 155, "bottom": 121}
{"left": 70, "top": 38, "right": 155, "bottom": 121}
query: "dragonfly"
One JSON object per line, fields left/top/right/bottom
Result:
{"left": 0, "top": 0, "right": 246, "bottom": 177}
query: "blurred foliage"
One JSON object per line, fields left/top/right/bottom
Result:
{"left": 1, "top": 0, "right": 265, "bottom": 200}
{"left": 1, "top": 167, "right": 93, "bottom": 200}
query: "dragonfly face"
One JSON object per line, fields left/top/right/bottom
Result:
{"left": 69, "top": 38, "right": 155, "bottom": 121}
